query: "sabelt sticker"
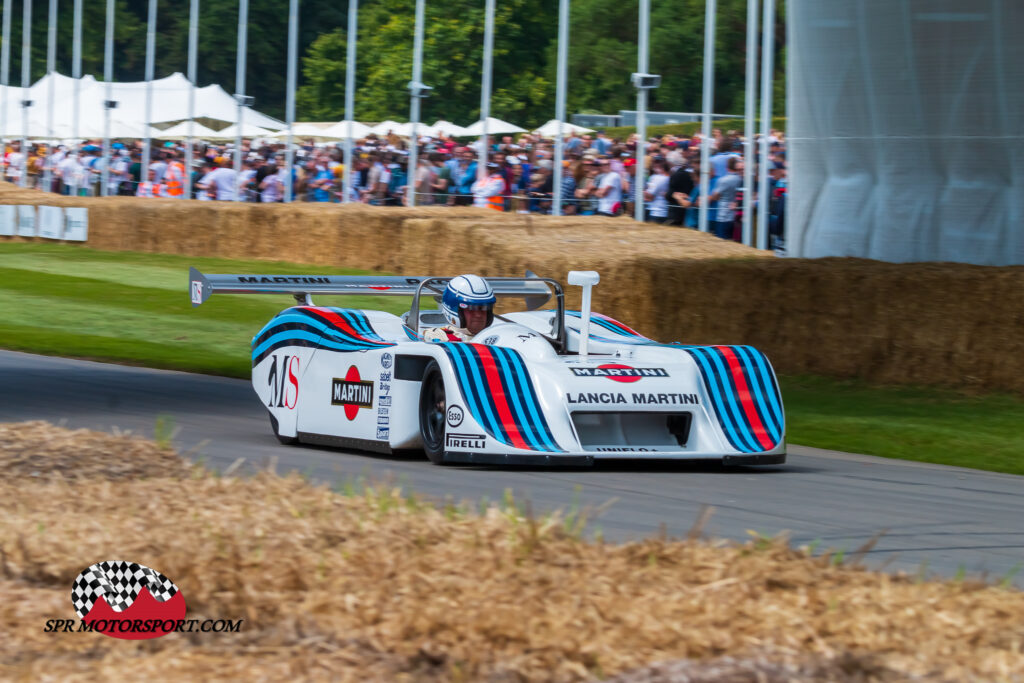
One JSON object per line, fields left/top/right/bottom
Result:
{"left": 70, "top": 561, "right": 186, "bottom": 640}
{"left": 446, "top": 404, "right": 464, "bottom": 427}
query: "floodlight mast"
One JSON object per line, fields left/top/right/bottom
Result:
{"left": 407, "top": 0, "right": 427, "bottom": 208}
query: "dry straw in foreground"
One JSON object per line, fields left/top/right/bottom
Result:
{"left": 1, "top": 422, "right": 1022, "bottom": 682}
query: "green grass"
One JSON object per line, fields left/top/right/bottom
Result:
{"left": 2, "top": 242, "right": 1022, "bottom": 475}
{"left": 0, "top": 242, "right": 410, "bottom": 377}
{"left": 781, "top": 376, "right": 1024, "bottom": 475}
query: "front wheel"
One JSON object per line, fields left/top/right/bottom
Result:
{"left": 418, "top": 361, "right": 448, "bottom": 464}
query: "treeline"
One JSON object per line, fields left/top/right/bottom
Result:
{"left": 4, "top": 0, "right": 784, "bottom": 126}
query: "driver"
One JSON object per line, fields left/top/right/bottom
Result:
{"left": 423, "top": 274, "right": 495, "bottom": 342}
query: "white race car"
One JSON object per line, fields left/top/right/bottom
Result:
{"left": 190, "top": 268, "right": 785, "bottom": 466}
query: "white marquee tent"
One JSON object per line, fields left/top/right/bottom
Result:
{"left": 463, "top": 117, "right": 527, "bottom": 136}
{"left": 533, "top": 119, "right": 595, "bottom": 137}
{"left": 0, "top": 72, "right": 284, "bottom": 139}
{"left": 320, "top": 120, "right": 373, "bottom": 139}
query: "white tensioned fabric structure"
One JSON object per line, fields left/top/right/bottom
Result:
{"left": 788, "top": 0, "right": 1024, "bottom": 265}
{"left": 0, "top": 72, "right": 284, "bottom": 137}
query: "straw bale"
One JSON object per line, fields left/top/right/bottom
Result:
{"left": 1, "top": 422, "right": 1022, "bottom": 681}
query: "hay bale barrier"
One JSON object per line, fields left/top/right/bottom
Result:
{"left": 2, "top": 423, "right": 1022, "bottom": 681}
{"left": 3, "top": 185, "right": 1023, "bottom": 393}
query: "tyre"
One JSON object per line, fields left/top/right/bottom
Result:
{"left": 268, "top": 410, "right": 298, "bottom": 445}
{"left": 419, "top": 360, "right": 448, "bottom": 464}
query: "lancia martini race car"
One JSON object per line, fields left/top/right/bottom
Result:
{"left": 189, "top": 268, "right": 785, "bottom": 466}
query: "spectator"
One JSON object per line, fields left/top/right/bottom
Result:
{"left": 472, "top": 161, "right": 505, "bottom": 211}
{"left": 643, "top": 157, "right": 670, "bottom": 223}
{"left": 197, "top": 157, "right": 237, "bottom": 201}
{"left": 667, "top": 160, "right": 695, "bottom": 226}
{"left": 595, "top": 158, "right": 622, "bottom": 217}
{"left": 707, "top": 156, "right": 743, "bottom": 239}
{"left": 259, "top": 164, "right": 284, "bottom": 203}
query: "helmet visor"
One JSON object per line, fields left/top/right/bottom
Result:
{"left": 460, "top": 303, "right": 492, "bottom": 311}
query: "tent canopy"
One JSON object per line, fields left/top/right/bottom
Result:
{"left": 155, "top": 120, "right": 222, "bottom": 140}
{"left": 320, "top": 119, "right": 373, "bottom": 139}
{"left": 368, "top": 120, "right": 404, "bottom": 136}
{"left": 463, "top": 117, "right": 527, "bottom": 136}
{"left": 0, "top": 71, "right": 284, "bottom": 138}
{"left": 427, "top": 120, "right": 470, "bottom": 137}
{"left": 533, "top": 119, "right": 595, "bottom": 137}
{"left": 208, "top": 122, "right": 275, "bottom": 140}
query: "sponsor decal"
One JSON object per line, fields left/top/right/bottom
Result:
{"left": 482, "top": 335, "right": 499, "bottom": 345}
{"left": 380, "top": 352, "right": 393, "bottom": 369}
{"left": 69, "top": 561, "right": 186, "bottom": 640}
{"left": 633, "top": 392, "right": 698, "bottom": 405}
{"left": 567, "top": 392, "right": 699, "bottom": 405}
{"left": 238, "top": 276, "right": 330, "bottom": 284}
{"left": 446, "top": 433, "right": 486, "bottom": 450}
{"left": 190, "top": 280, "right": 203, "bottom": 305}
{"left": 332, "top": 366, "right": 374, "bottom": 420}
{"left": 517, "top": 333, "right": 537, "bottom": 343}
{"left": 571, "top": 364, "right": 669, "bottom": 383}
{"left": 446, "top": 404, "right": 464, "bottom": 427}
{"left": 594, "top": 446, "right": 658, "bottom": 452}
{"left": 567, "top": 392, "right": 628, "bottom": 404}
{"left": 267, "top": 354, "right": 300, "bottom": 409}
{"left": 377, "top": 369, "right": 392, "bottom": 438}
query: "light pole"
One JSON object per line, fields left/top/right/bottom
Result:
{"left": 72, "top": 0, "right": 81, "bottom": 162}
{"left": 142, "top": 0, "right": 157, "bottom": 184}
{"left": 185, "top": 0, "right": 198, "bottom": 199}
{"left": 342, "top": 0, "right": 357, "bottom": 204}
{"left": 43, "top": 0, "right": 56, "bottom": 192}
{"left": 757, "top": 0, "right": 776, "bottom": 251}
{"left": 698, "top": 0, "right": 716, "bottom": 233}
{"left": 233, "top": 0, "right": 249, "bottom": 201}
{"left": 0, "top": 0, "right": 9, "bottom": 165}
{"left": 406, "top": 0, "right": 428, "bottom": 208}
{"left": 551, "top": 0, "right": 569, "bottom": 216}
{"left": 478, "top": 0, "right": 495, "bottom": 181}
{"left": 101, "top": 0, "right": 115, "bottom": 196}
{"left": 742, "top": 0, "right": 758, "bottom": 246}
{"left": 632, "top": 0, "right": 660, "bottom": 222}
{"left": 19, "top": 0, "right": 31, "bottom": 188}
{"left": 284, "top": 0, "right": 298, "bottom": 202}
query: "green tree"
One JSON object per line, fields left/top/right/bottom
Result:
{"left": 298, "top": 0, "right": 556, "bottom": 126}
{"left": 557, "top": 0, "right": 782, "bottom": 118}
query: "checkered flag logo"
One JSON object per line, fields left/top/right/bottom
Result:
{"left": 71, "top": 561, "right": 179, "bottom": 619}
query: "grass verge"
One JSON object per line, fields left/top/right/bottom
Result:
{"left": 1, "top": 422, "right": 1020, "bottom": 682}
{"left": 2, "top": 241, "right": 1023, "bottom": 474}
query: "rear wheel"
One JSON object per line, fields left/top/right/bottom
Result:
{"left": 419, "top": 361, "right": 447, "bottom": 464}
{"left": 268, "top": 411, "right": 298, "bottom": 445}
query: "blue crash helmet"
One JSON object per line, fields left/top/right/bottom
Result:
{"left": 440, "top": 274, "right": 496, "bottom": 328}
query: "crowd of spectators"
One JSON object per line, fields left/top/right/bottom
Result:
{"left": 0, "top": 125, "right": 787, "bottom": 247}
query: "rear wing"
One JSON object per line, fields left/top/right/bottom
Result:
{"left": 189, "top": 268, "right": 553, "bottom": 307}
{"left": 189, "top": 267, "right": 566, "bottom": 350}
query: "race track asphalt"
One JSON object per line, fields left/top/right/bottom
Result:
{"left": 3, "top": 349, "right": 1022, "bottom": 587}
